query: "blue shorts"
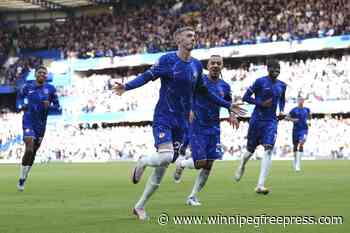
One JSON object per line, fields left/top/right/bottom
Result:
{"left": 247, "top": 120, "right": 277, "bottom": 153}
{"left": 153, "top": 123, "right": 186, "bottom": 162}
{"left": 293, "top": 130, "right": 308, "bottom": 145}
{"left": 22, "top": 126, "right": 45, "bottom": 141}
{"left": 23, "top": 117, "right": 46, "bottom": 141}
{"left": 190, "top": 132, "right": 222, "bottom": 163}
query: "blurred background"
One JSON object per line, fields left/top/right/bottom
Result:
{"left": 1, "top": 0, "right": 350, "bottom": 163}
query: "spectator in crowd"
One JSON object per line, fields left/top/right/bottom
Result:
{"left": 57, "top": 56, "right": 350, "bottom": 115}
{"left": 7, "top": 0, "right": 350, "bottom": 58}
{"left": 1, "top": 112, "right": 349, "bottom": 162}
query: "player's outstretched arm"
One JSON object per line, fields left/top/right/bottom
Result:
{"left": 284, "top": 114, "right": 298, "bottom": 122}
{"left": 113, "top": 55, "right": 170, "bottom": 95}
{"left": 195, "top": 77, "right": 231, "bottom": 109}
{"left": 230, "top": 103, "right": 247, "bottom": 117}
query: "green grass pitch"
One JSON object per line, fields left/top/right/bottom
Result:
{"left": 0, "top": 161, "right": 348, "bottom": 233}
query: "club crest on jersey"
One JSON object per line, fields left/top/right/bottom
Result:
{"left": 43, "top": 88, "right": 49, "bottom": 95}
{"left": 159, "top": 132, "right": 165, "bottom": 139}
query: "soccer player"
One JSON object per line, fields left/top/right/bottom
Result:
{"left": 113, "top": 27, "right": 237, "bottom": 220}
{"left": 234, "top": 60, "right": 287, "bottom": 195}
{"left": 17, "top": 66, "right": 61, "bottom": 191}
{"left": 286, "top": 97, "right": 311, "bottom": 172}
{"left": 173, "top": 55, "right": 245, "bottom": 206}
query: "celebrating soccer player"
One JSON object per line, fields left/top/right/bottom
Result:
{"left": 113, "top": 27, "right": 238, "bottom": 220}
{"left": 234, "top": 60, "right": 287, "bottom": 195}
{"left": 173, "top": 55, "right": 246, "bottom": 206}
{"left": 17, "top": 66, "right": 61, "bottom": 191}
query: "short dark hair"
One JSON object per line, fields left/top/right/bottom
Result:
{"left": 267, "top": 59, "right": 280, "bottom": 69}
{"left": 174, "top": 26, "right": 194, "bottom": 37}
{"left": 36, "top": 66, "right": 47, "bottom": 72}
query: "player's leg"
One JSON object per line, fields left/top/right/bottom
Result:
{"left": 18, "top": 132, "right": 35, "bottom": 191}
{"left": 234, "top": 122, "right": 257, "bottom": 181}
{"left": 133, "top": 165, "right": 167, "bottom": 220}
{"left": 292, "top": 133, "right": 298, "bottom": 171}
{"left": 187, "top": 134, "right": 219, "bottom": 206}
{"left": 187, "top": 160, "right": 213, "bottom": 206}
{"left": 256, "top": 122, "right": 277, "bottom": 195}
{"left": 173, "top": 132, "right": 202, "bottom": 183}
{"left": 133, "top": 125, "right": 180, "bottom": 220}
{"left": 296, "top": 134, "right": 306, "bottom": 172}
{"left": 132, "top": 125, "right": 174, "bottom": 184}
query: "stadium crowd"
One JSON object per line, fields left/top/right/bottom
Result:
{"left": 1, "top": 113, "right": 349, "bottom": 162}
{"left": 57, "top": 56, "right": 350, "bottom": 114}
{"left": 9, "top": 0, "right": 350, "bottom": 58}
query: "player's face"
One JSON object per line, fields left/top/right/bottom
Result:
{"left": 36, "top": 69, "right": 48, "bottom": 85}
{"left": 268, "top": 65, "right": 280, "bottom": 80}
{"left": 208, "top": 56, "right": 223, "bottom": 80}
{"left": 178, "top": 30, "right": 196, "bottom": 51}
{"left": 298, "top": 98, "right": 304, "bottom": 106}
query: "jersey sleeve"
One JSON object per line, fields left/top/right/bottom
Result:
{"left": 125, "top": 55, "right": 170, "bottom": 91}
{"left": 49, "top": 86, "right": 61, "bottom": 113}
{"left": 223, "top": 82, "right": 233, "bottom": 103}
{"left": 195, "top": 76, "right": 231, "bottom": 109}
{"left": 242, "top": 78, "right": 262, "bottom": 106}
{"left": 18, "top": 84, "right": 29, "bottom": 111}
{"left": 279, "top": 83, "right": 286, "bottom": 113}
{"left": 289, "top": 108, "right": 296, "bottom": 118}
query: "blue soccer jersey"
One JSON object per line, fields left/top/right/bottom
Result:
{"left": 243, "top": 76, "right": 287, "bottom": 121}
{"left": 192, "top": 75, "right": 232, "bottom": 134}
{"left": 190, "top": 75, "right": 232, "bottom": 162}
{"left": 242, "top": 76, "right": 287, "bottom": 152}
{"left": 289, "top": 107, "right": 310, "bottom": 144}
{"left": 289, "top": 107, "right": 310, "bottom": 132}
{"left": 19, "top": 81, "right": 60, "bottom": 140}
{"left": 125, "top": 52, "right": 231, "bottom": 149}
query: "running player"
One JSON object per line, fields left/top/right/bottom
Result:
{"left": 173, "top": 55, "right": 245, "bottom": 206}
{"left": 287, "top": 97, "right": 311, "bottom": 172}
{"left": 113, "top": 27, "right": 237, "bottom": 220}
{"left": 17, "top": 66, "right": 61, "bottom": 191}
{"left": 234, "top": 60, "right": 287, "bottom": 195}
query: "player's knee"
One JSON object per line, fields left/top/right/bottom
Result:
{"left": 157, "top": 143, "right": 174, "bottom": 166}
{"left": 263, "top": 144, "right": 273, "bottom": 152}
{"left": 299, "top": 144, "right": 304, "bottom": 152}
{"left": 25, "top": 144, "right": 34, "bottom": 155}
{"left": 194, "top": 160, "right": 206, "bottom": 169}
{"left": 247, "top": 145, "right": 255, "bottom": 154}
{"left": 205, "top": 161, "right": 214, "bottom": 171}
{"left": 293, "top": 143, "right": 298, "bottom": 152}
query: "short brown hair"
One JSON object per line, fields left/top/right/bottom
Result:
{"left": 174, "top": 26, "right": 194, "bottom": 38}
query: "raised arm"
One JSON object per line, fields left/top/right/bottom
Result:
{"left": 114, "top": 55, "right": 170, "bottom": 95}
